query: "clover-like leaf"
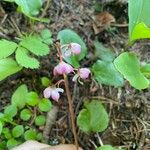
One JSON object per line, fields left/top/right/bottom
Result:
{"left": 20, "top": 109, "right": 32, "bottom": 121}
{"left": 114, "top": 52, "right": 149, "bottom": 89}
{"left": 11, "top": 84, "right": 28, "bottom": 109}
{"left": 12, "top": 125, "right": 24, "bottom": 138}
{"left": 15, "top": 47, "right": 40, "bottom": 69}
{"left": 77, "top": 100, "right": 109, "bottom": 133}
{"left": 92, "top": 60, "right": 124, "bottom": 87}
{"left": 57, "top": 29, "right": 87, "bottom": 68}
{"left": 38, "top": 98, "right": 52, "bottom": 112}
{"left": 20, "top": 35, "right": 50, "bottom": 56}
{"left": 0, "top": 58, "right": 22, "bottom": 81}
{"left": 0, "top": 39, "right": 17, "bottom": 59}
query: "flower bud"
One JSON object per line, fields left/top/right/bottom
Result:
{"left": 53, "top": 61, "right": 73, "bottom": 75}
{"left": 79, "top": 68, "right": 90, "bottom": 79}
{"left": 70, "top": 43, "right": 81, "bottom": 55}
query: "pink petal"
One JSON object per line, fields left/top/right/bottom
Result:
{"left": 43, "top": 87, "right": 52, "bottom": 98}
{"left": 51, "top": 90, "right": 60, "bottom": 101}
{"left": 79, "top": 68, "right": 90, "bottom": 79}
{"left": 71, "top": 43, "right": 81, "bottom": 55}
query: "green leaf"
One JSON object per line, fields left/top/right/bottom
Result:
{"left": 96, "top": 145, "right": 117, "bottom": 150}
{"left": 0, "top": 141, "right": 6, "bottom": 149}
{"left": 4, "top": 105, "right": 17, "bottom": 118}
{"left": 20, "top": 109, "right": 32, "bottom": 121}
{"left": 94, "top": 41, "right": 115, "bottom": 62}
{"left": 36, "top": 133, "right": 43, "bottom": 141}
{"left": 114, "top": 52, "right": 149, "bottom": 89}
{"left": 12, "top": 125, "right": 24, "bottom": 138}
{"left": 11, "top": 84, "right": 28, "bottom": 109}
{"left": 40, "top": 29, "right": 53, "bottom": 45}
{"left": 77, "top": 100, "right": 109, "bottom": 133}
{"left": 35, "top": 115, "right": 46, "bottom": 126}
{"left": 141, "top": 63, "right": 150, "bottom": 77}
{"left": 24, "top": 129, "right": 37, "bottom": 140}
{"left": 38, "top": 98, "right": 52, "bottom": 112}
{"left": 26, "top": 91, "right": 39, "bottom": 106}
{"left": 0, "top": 121, "right": 3, "bottom": 135}
{"left": 15, "top": 47, "right": 40, "bottom": 69}
{"left": 2, "top": 128, "right": 12, "bottom": 139}
{"left": 20, "top": 35, "right": 50, "bottom": 56}
{"left": 92, "top": 60, "right": 124, "bottom": 87}
{"left": 0, "top": 58, "right": 22, "bottom": 81}
{"left": 0, "top": 39, "right": 17, "bottom": 59}
{"left": 129, "top": 0, "right": 150, "bottom": 41}
{"left": 41, "top": 77, "right": 51, "bottom": 87}
{"left": 57, "top": 29, "right": 87, "bottom": 68}
{"left": 15, "top": 0, "right": 42, "bottom": 16}
{"left": 7, "top": 138, "right": 18, "bottom": 149}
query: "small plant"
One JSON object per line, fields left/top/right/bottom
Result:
{"left": 0, "top": 29, "right": 52, "bottom": 81}
{"left": 0, "top": 84, "right": 52, "bottom": 149}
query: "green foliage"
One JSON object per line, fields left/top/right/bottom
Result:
{"left": 4, "top": 105, "right": 17, "bottom": 119}
{"left": 141, "top": 63, "right": 150, "bottom": 77}
{"left": 57, "top": 29, "right": 87, "bottom": 68}
{"left": 41, "top": 77, "right": 51, "bottom": 87}
{"left": 11, "top": 84, "right": 28, "bottom": 109}
{"left": 20, "top": 109, "right": 32, "bottom": 121}
{"left": 0, "top": 58, "right": 22, "bottom": 81}
{"left": 38, "top": 98, "right": 52, "bottom": 112}
{"left": 12, "top": 125, "right": 24, "bottom": 138}
{"left": 77, "top": 100, "right": 109, "bottom": 133}
{"left": 24, "top": 129, "right": 37, "bottom": 140}
{"left": 7, "top": 138, "right": 18, "bottom": 149}
{"left": 129, "top": 0, "right": 150, "bottom": 41}
{"left": 0, "top": 121, "right": 3, "bottom": 135}
{"left": 26, "top": 92, "right": 39, "bottom": 106}
{"left": 114, "top": 52, "right": 149, "bottom": 89}
{"left": 92, "top": 60, "right": 124, "bottom": 87}
{"left": 35, "top": 115, "right": 46, "bottom": 126}
{"left": 0, "top": 40, "right": 17, "bottom": 59}
{"left": 96, "top": 145, "right": 118, "bottom": 150}
{"left": 40, "top": 29, "right": 53, "bottom": 44}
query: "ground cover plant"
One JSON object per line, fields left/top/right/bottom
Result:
{"left": 0, "top": 0, "right": 150, "bottom": 150}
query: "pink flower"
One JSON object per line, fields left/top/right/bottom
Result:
{"left": 53, "top": 61, "right": 73, "bottom": 75}
{"left": 43, "top": 87, "right": 64, "bottom": 101}
{"left": 79, "top": 68, "right": 91, "bottom": 79}
{"left": 70, "top": 43, "right": 81, "bottom": 55}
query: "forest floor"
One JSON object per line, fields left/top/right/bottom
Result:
{"left": 0, "top": 0, "right": 150, "bottom": 150}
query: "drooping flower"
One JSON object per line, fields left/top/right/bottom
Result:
{"left": 43, "top": 87, "right": 64, "bottom": 101}
{"left": 53, "top": 61, "right": 73, "bottom": 75}
{"left": 70, "top": 43, "right": 81, "bottom": 55}
{"left": 72, "top": 68, "right": 91, "bottom": 82}
{"left": 79, "top": 68, "right": 91, "bottom": 79}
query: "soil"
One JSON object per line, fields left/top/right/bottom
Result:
{"left": 0, "top": 0, "right": 150, "bottom": 150}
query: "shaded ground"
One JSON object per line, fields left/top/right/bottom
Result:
{"left": 0, "top": 0, "right": 150, "bottom": 150}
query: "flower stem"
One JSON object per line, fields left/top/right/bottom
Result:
{"left": 63, "top": 74, "right": 79, "bottom": 150}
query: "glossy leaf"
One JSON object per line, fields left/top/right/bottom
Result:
{"left": 77, "top": 100, "right": 109, "bottom": 133}
{"left": 15, "top": 47, "right": 39, "bottom": 69}
{"left": 0, "top": 58, "right": 22, "bottom": 81}
{"left": 38, "top": 98, "right": 52, "bottom": 112}
{"left": 114, "top": 52, "right": 149, "bottom": 89}
{"left": 92, "top": 60, "right": 124, "bottom": 87}
{"left": 20, "top": 109, "right": 32, "bottom": 121}
{"left": 94, "top": 41, "right": 115, "bottom": 62}
{"left": 11, "top": 84, "right": 28, "bottom": 109}
{"left": 0, "top": 39, "right": 17, "bottom": 59}
{"left": 26, "top": 91, "right": 39, "bottom": 106}
{"left": 129, "top": 0, "right": 150, "bottom": 41}
{"left": 57, "top": 29, "right": 87, "bottom": 68}
{"left": 12, "top": 125, "right": 24, "bottom": 138}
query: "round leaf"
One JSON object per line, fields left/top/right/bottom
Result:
{"left": 97, "top": 145, "right": 117, "bottom": 150}
{"left": 2, "top": 128, "right": 12, "bottom": 139}
{"left": 12, "top": 125, "right": 24, "bottom": 138}
{"left": 38, "top": 98, "right": 52, "bottom": 112}
{"left": 41, "top": 77, "right": 51, "bottom": 87}
{"left": 7, "top": 138, "right": 18, "bottom": 149}
{"left": 4, "top": 105, "right": 17, "bottom": 118}
{"left": 24, "top": 129, "right": 37, "bottom": 140}
{"left": 20, "top": 109, "right": 32, "bottom": 121}
{"left": 35, "top": 115, "right": 46, "bottom": 126}
{"left": 26, "top": 91, "right": 39, "bottom": 106}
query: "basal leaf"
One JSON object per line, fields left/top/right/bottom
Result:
{"left": 77, "top": 100, "right": 109, "bottom": 133}
{"left": 24, "top": 129, "right": 37, "bottom": 140}
{"left": 11, "top": 84, "right": 28, "bottom": 109}
{"left": 92, "top": 60, "right": 124, "bottom": 87}
{"left": 38, "top": 98, "right": 52, "bottom": 112}
{"left": 15, "top": 47, "right": 40, "bottom": 69}
{"left": 0, "top": 58, "right": 22, "bottom": 81}
{"left": 20, "top": 35, "right": 50, "bottom": 56}
{"left": 114, "top": 52, "right": 149, "bottom": 89}
{"left": 12, "top": 125, "right": 24, "bottom": 138}
{"left": 94, "top": 41, "right": 115, "bottom": 62}
{"left": 35, "top": 115, "right": 46, "bottom": 126}
{"left": 141, "top": 63, "right": 150, "bottom": 77}
{"left": 0, "top": 40, "right": 17, "bottom": 59}
{"left": 129, "top": 0, "right": 150, "bottom": 41}
{"left": 57, "top": 29, "right": 87, "bottom": 68}
{"left": 20, "top": 109, "right": 32, "bottom": 121}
